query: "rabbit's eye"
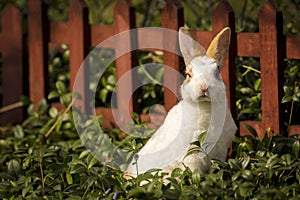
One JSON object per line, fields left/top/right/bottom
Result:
{"left": 184, "top": 67, "right": 193, "bottom": 80}
{"left": 185, "top": 72, "right": 192, "bottom": 78}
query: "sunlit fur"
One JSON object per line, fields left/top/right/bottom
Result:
{"left": 125, "top": 27, "right": 237, "bottom": 178}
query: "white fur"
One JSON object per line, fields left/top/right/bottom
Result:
{"left": 125, "top": 27, "right": 237, "bottom": 177}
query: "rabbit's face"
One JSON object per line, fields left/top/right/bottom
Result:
{"left": 181, "top": 56, "right": 225, "bottom": 103}
{"left": 179, "top": 26, "right": 231, "bottom": 103}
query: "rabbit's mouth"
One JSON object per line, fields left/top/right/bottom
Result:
{"left": 197, "top": 94, "right": 210, "bottom": 102}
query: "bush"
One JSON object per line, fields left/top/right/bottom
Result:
{"left": 0, "top": 100, "right": 300, "bottom": 199}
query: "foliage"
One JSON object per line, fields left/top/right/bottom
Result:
{"left": 282, "top": 60, "right": 300, "bottom": 130}
{"left": 1, "top": 102, "right": 300, "bottom": 199}
{"left": 48, "top": 44, "right": 70, "bottom": 97}
{"left": 236, "top": 57, "right": 262, "bottom": 121}
{"left": 136, "top": 51, "right": 164, "bottom": 113}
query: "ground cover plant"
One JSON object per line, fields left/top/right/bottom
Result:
{"left": 0, "top": 99, "right": 300, "bottom": 199}
{"left": 1, "top": 0, "right": 300, "bottom": 199}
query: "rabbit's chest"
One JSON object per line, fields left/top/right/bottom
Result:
{"left": 189, "top": 102, "right": 211, "bottom": 129}
{"left": 198, "top": 109, "right": 211, "bottom": 128}
{"left": 180, "top": 101, "right": 212, "bottom": 140}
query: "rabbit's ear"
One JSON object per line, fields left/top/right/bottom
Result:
{"left": 179, "top": 27, "right": 206, "bottom": 67}
{"left": 207, "top": 27, "right": 231, "bottom": 68}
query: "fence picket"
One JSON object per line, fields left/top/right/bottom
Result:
{"left": 113, "top": 0, "right": 138, "bottom": 127}
{"left": 68, "top": 0, "right": 91, "bottom": 113}
{"left": 0, "top": 4, "right": 24, "bottom": 125}
{"left": 28, "top": 0, "right": 49, "bottom": 108}
{"left": 162, "top": 0, "right": 184, "bottom": 111}
{"left": 259, "top": 0, "right": 285, "bottom": 135}
{"left": 212, "top": 0, "right": 237, "bottom": 124}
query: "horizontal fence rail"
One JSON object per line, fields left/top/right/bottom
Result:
{"left": 0, "top": 0, "right": 300, "bottom": 136}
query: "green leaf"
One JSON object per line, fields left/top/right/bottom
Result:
{"left": 228, "top": 159, "right": 241, "bottom": 170}
{"left": 163, "top": 187, "right": 180, "bottom": 199}
{"left": 238, "top": 182, "right": 255, "bottom": 197}
{"left": 49, "top": 107, "right": 58, "bottom": 118}
{"left": 99, "top": 89, "right": 108, "bottom": 103}
{"left": 66, "top": 172, "right": 73, "bottom": 185}
{"left": 56, "top": 80, "right": 66, "bottom": 94}
{"left": 232, "top": 171, "right": 241, "bottom": 181}
{"left": 283, "top": 85, "right": 292, "bottom": 94}
{"left": 171, "top": 168, "right": 182, "bottom": 178}
{"left": 68, "top": 159, "right": 87, "bottom": 169}
{"left": 156, "top": 67, "right": 164, "bottom": 81}
{"left": 293, "top": 140, "right": 299, "bottom": 158}
{"left": 243, "top": 124, "right": 258, "bottom": 137}
{"left": 281, "top": 95, "right": 292, "bottom": 103}
{"left": 254, "top": 78, "right": 261, "bottom": 91}
{"left": 146, "top": 180, "right": 156, "bottom": 193}
{"left": 53, "top": 184, "right": 61, "bottom": 191}
{"left": 107, "top": 74, "right": 116, "bottom": 85}
{"left": 14, "top": 125, "right": 24, "bottom": 139}
{"left": 266, "top": 154, "right": 279, "bottom": 168}
{"left": 105, "top": 84, "right": 114, "bottom": 92}
{"left": 242, "top": 170, "right": 253, "bottom": 180}
{"left": 63, "top": 49, "right": 70, "bottom": 62}
{"left": 198, "top": 131, "right": 207, "bottom": 148}
{"left": 145, "top": 168, "right": 161, "bottom": 174}
{"left": 87, "top": 157, "right": 99, "bottom": 170}
{"left": 242, "top": 156, "right": 250, "bottom": 169}
{"left": 281, "top": 154, "right": 292, "bottom": 166}
{"left": 127, "top": 186, "right": 147, "bottom": 197}
{"left": 292, "top": 94, "right": 299, "bottom": 102}
{"left": 60, "top": 93, "right": 72, "bottom": 107}
{"left": 79, "top": 150, "right": 90, "bottom": 159}
{"left": 7, "top": 159, "right": 21, "bottom": 177}
{"left": 27, "top": 104, "right": 37, "bottom": 117}
{"left": 38, "top": 99, "right": 48, "bottom": 114}
{"left": 22, "top": 185, "right": 33, "bottom": 197}
{"left": 39, "top": 118, "right": 55, "bottom": 134}
{"left": 191, "top": 169, "right": 201, "bottom": 185}
{"left": 48, "top": 90, "right": 60, "bottom": 100}
{"left": 185, "top": 146, "right": 202, "bottom": 158}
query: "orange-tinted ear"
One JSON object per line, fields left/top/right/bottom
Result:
{"left": 206, "top": 27, "right": 231, "bottom": 68}
{"left": 179, "top": 26, "right": 206, "bottom": 67}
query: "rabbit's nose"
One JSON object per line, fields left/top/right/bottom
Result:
{"left": 200, "top": 84, "right": 208, "bottom": 93}
{"left": 201, "top": 88, "right": 208, "bottom": 93}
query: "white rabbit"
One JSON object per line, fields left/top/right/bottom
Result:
{"left": 125, "top": 27, "right": 237, "bottom": 177}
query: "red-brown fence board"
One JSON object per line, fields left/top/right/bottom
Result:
{"left": 114, "top": 0, "right": 139, "bottom": 126}
{"left": 286, "top": 35, "right": 300, "bottom": 59}
{"left": 68, "top": 0, "right": 91, "bottom": 113}
{"left": 0, "top": 4, "right": 25, "bottom": 124}
{"left": 237, "top": 33, "right": 260, "bottom": 57}
{"left": 28, "top": 0, "right": 49, "bottom": 107}
{"left": 212, "top": 0, "right": 237, "bottom": 121}
{"left": 259, "top": 0, "right": 285, "bottom": 134}
{"left": 162, "top": 0, "right": 184, "bottom": 111}
{"left": 0, "top": 0, "right": 300, "bottom": 137}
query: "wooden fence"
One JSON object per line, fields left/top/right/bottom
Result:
{"left": 0, "top": 0, "right": 300, "bottom": 136}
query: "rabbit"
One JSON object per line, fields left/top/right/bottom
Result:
{"left": 125, "top": 27, "right": 237, "bottom": 177}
